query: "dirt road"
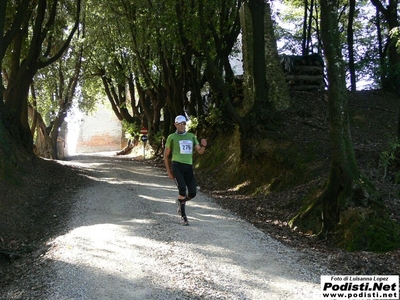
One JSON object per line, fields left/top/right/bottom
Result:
{"left": 3, "top": 153, "right": 330, "bottom": 299}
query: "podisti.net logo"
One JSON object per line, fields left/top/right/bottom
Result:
{"left": 321, "top": 275, "right": 399, "bottom": 299}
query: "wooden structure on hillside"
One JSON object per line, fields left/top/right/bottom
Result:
{"left": 280, "top": 53, "right": 325, "bottom": 91}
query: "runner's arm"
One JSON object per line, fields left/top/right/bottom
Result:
{"left": 164, "top": 147, "right": 174, "bottom": 179}
{"left": 195, "top": 138, "right": 207, "bottom": 154}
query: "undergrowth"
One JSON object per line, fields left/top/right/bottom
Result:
{"left": 195, "top": 123, "right": 319, "bottom": 194}
{"left": 337, "top": 207, "right": 400, "bottom": 252}
{"left": 380, "top": 140, "right": 400, "bottom": 183}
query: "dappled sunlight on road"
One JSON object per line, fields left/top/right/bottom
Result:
{"left": 38, "top": 152, "right": 327, "bottom": 299}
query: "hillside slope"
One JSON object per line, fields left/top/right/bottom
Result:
{"left": 196, "top": 89, "right": 400, "bottom": 274}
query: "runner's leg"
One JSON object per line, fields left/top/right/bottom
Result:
{"left": 185, "top": 165, "right": 197, "bottom": 200}
{"left": 172, "top": 162, "right": 187, "bottom": 200}
{"left": 172, "top": 162, "right": 188, "bottom": 221}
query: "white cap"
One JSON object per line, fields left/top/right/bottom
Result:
{"left": 175, "top": 115, "right": 187, "bottom": 123}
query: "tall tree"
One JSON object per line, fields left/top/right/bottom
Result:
{"left": 291, "top": 0, "right": 381, "bottom": 242}
{"left": 1, "top": 0, "right": 81, "bottom": 165}
{"left": 239, "top": 0, "right": 289, "bottom": 159}
{"left": 302, "top": 0, "right": 316, "bottom": 55}
{"left": 347, "top": 0, "right": 357, "bottom": 91}
{"left": 389, "top": 26, "right": 400, "bottom": 141}
{"left": 370, "top": 0, "right": 400, "bottom": 92}
{"left": 239, "top": 0, "right": 272, "bottom": 127}
{"left": 32, "top": 46, "right": 84, "bottom": 159}
{"left": 83, "top": 0, "right": 171, "bottom": 136}
{"left": 198, "top": 0, "right": 243, "bottom": 126}
{"left": 318, "top": 0, "right": 366, "bottom": 231}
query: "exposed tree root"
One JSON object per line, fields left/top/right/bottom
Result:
{"left": 116, "top": 139, "right": 137, "bottom": 155}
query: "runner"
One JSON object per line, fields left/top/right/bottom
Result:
{"left": 164, "top": 115, "right": 207, "bottom": 225}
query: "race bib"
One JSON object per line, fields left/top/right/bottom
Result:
{"left": 179, "top": 140, "right": 193, "bottom": 154}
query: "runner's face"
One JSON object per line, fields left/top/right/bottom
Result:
{"left": 176, "top": 122, "right": 186, "bottom": 128}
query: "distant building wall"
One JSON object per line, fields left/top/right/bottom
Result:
{"left": 75, "top": 103, "right": 122, "bottom": 153}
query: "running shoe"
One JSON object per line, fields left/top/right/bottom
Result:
{"left": 181, "top": 216, "right": 189, "bottom": 226}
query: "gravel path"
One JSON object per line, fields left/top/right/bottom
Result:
{"left": 4, "top": 153, "right": 331, "bottom": 299}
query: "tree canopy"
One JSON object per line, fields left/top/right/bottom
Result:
{"left": 1, "top": 0, "right": 400, "bottom": 251}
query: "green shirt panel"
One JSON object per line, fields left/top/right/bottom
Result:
{"left": 166, "top": 132, "right": 199, "bottom": 165}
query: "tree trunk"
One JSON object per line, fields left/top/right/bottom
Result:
{"left": 370, "top": 0, "right": 400, "bottom": 92}
{"left": 306, "top": 0, "right": 314, "bottom": 54}
{"left": 0, "top": 106, "right": 29, "bottom": 176}
{"left": 302, "top": 0, "right": 308, "bottom": 55}
{"left": 347, "top": 0, "right": 356, "bottom": 91}
{"left": 239, "top": 0, "right": 290, "bottom": 150}
{"left": 4, "top": 72, "right": 35, "bottom": 157}
{"left": 28, "top": 103, "right": 53, "bottom": 159}
{"left": 50, "top": 112, "right": 66, "bottom": 160}
{"left": 198, "top": 0, "right": 242, "bottom": 126}
{"left": 263, "top": 2, "right": 290, "bottom": 111}
{"left": 36, "top": 121, "right": 54, "bottom": 159}
{"left": 246, "top": 0, "right": 268, "bottom": 114}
